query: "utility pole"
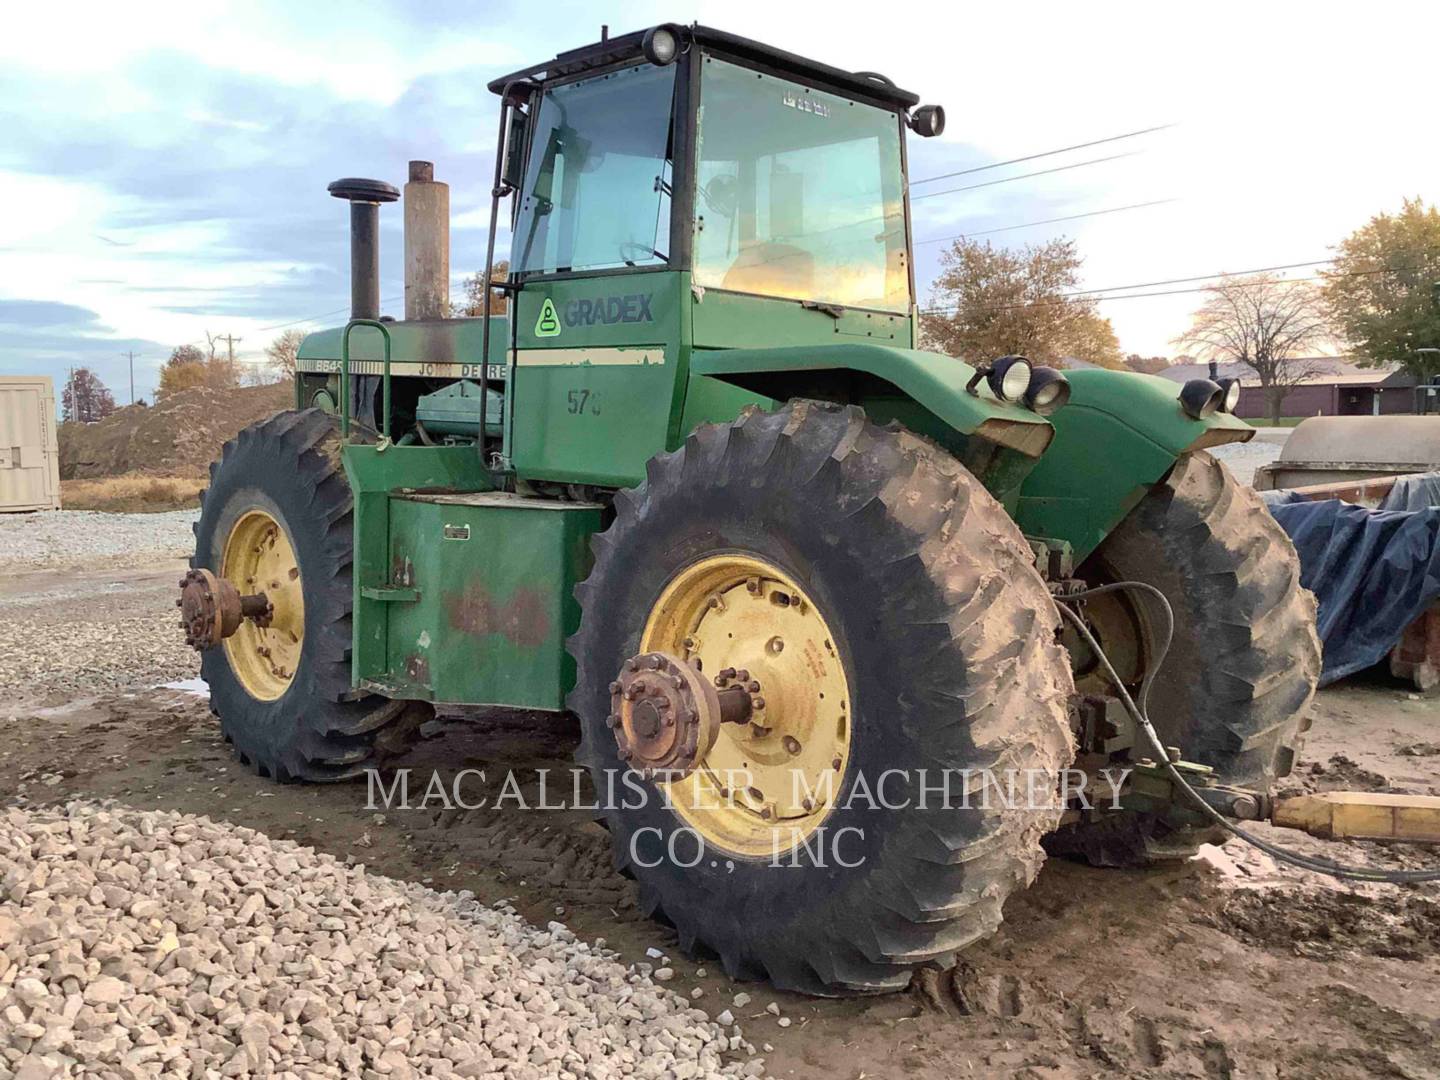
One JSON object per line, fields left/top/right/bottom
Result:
{"left": 215, "top": 334, "right": 242, "bottom": 383}
{"left": 121, "top": 351, "right": 137, "bottom": 404}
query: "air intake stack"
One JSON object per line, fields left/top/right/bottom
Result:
{"left": 403, "top": 161, "right": 451, "bottom": 321}
{"left": 327, "top": 177, "right": 400, "bottom": 321}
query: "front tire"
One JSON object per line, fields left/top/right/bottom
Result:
{"left": 1047, "top": 451, "right": 1320, "bottom": 867}
{"left": 570, "top": 401, "right": 1075, "bottom": 995}
{"left": 193, "top": 409, "right": 408, "bottom": 782}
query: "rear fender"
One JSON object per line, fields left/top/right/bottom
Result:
{"left": 1015, "top": 370, "right": 1252, "bottom": 563}
{"left": 688, "top": 343, "right": 1055, "bottom": 458}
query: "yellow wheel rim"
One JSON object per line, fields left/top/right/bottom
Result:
{"left": 220, "top": 509, "right": 304, "bottom": 701}
{"left": 641, "top": 555, "right": 852, "bottom": 859}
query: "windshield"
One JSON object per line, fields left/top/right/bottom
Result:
{"left": 693, "top": 56, "right": 910, "bottom": 312}
{"left": 512, "top": 63, "right": 676, "bottom": 275}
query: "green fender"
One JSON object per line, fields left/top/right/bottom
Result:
{"left": 688, "top": 344, "right": 1055, "bottom": 458}
{"left": 1014, "top": 370, "right": 1252, "bottom": 563}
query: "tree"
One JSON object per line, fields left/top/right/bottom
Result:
{"left": 263, "top": 329, "right": 306, "bottom": 382}
{"left": 1124, "top": 354, "right": 1171, "bottom": 375}
{"left": 456, "top": 261, "right": 511, "bottom": 317}
{"left": 1321, "top": 198, "right": 1440, "bottom": 377}
{"left": 1174, "top": 274, "right": 1331, "bottom": 424}
{"left": 61, "top": 368, "right": 117, "bottom": 423}
{"left": 921, "top": 238, "right": 1124, "bottom": 369}
{"left": 158, "top": 345, "right": 208, "bottom": 397}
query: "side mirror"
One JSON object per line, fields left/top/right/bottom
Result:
{"left": 500, "top": 107, "right": 528, "bottom": 192}
{"left": 909, "top": 105, "right": 945, "bottom": 138}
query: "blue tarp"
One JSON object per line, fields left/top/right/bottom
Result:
{"left": 1264, "top": 493, "right": 1440, "bottom": 685}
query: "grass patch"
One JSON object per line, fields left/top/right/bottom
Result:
{"left": 61, "top": 474, "right": 205, "bottom": 513}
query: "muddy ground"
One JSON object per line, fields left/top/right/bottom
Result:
{"left": 3, "top": 560, "right": 1439, "bottom": 1079}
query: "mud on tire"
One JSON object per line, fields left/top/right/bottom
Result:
{"left": 1046, "top": 450, "right": 1321, "bottom": 867}
{"left": 193, "top": 409, "right": 407, "bottom": 782}
{"left": 569, "top": 401, "right": 1076, "bottom": 995}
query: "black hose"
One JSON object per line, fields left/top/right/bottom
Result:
{"left": 1056, "top": 582, "right": 1440, "bottom": 884}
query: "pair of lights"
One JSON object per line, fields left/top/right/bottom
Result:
{"left": 966, "top": 355, "right": 1071, "bottom": 416}
{"left": 1179, "top": 377, "right": 1242, "bottom": 419}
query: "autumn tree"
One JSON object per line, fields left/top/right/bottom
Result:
{"left": 1174, "top": 274, "right": 1331, "bottom": 424}
{"left": 263, "top": 329, "right": 306, "bottom": 382}
{"left": 158, "top": 345, "right": 208, "bottom": 397}
{"left": 456, "top": 261, "right": 511, "bottom": 317}
{"left": 922, "top": 238, "right": 1124, "bottom": 369}
{"left": 1321, "top": 198, "right": 1440, "bottom": 377}
{"left": 61, "top": 368, "right": 117, "bottom": 423}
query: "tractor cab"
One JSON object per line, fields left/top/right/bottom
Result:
{"left": 493, "top": 25, "right": 935, "bottom": 315}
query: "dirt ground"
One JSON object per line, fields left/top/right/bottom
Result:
{"left": 3, "top": 561, "right": 1439, "bottom": 1079}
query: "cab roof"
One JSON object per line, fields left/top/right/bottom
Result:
{"left": 485, "top": 23, "right": 921, "bottom": 111}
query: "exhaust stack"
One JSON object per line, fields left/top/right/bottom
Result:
{"left": 327, "top": 177, "right": 400, "bottom": 322}
{"left": 403, "top": 161, "right": 451, "bottom": 321}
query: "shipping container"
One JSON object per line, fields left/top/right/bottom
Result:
{"left": 0, "top": 376, "right": 61, "bottom": 512}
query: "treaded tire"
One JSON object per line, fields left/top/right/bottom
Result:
{"left": 1045, "top": 450, "right": 1320, "bottom": 867}
{"left": 193, "top": 409, "right": 404, "bottom": 782}
{"left": 569, "top": 401, "right": 1076, "bottom": 995}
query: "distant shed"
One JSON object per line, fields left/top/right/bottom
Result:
{"left": 0, "top": 376, "right": 61, "bottom": 512}
{"left": 1156, "top": 358, "right": 1417, "bottom": 418}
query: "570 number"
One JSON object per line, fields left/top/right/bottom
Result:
{"left": 567, "top": 389, "right": 601, "bottom": 416}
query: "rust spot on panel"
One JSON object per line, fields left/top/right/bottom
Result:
{"left": 445, "top": 581, "right": 550, "bottom": 649}
{"left": 404, "top": 653, "right": 431, "bottom": 685}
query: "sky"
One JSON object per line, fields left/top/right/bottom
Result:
{"left": 3, "top": 0, "right": 1438, "bottom": 403}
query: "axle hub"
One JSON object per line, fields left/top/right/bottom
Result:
{"left": 610, "top": 652, "right": 761, "bottom": 780}
{"left": 177, "top": 568, "right": 272, "bottom": 652}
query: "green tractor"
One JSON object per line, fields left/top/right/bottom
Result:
{"left": 182, "top": 24, "right": 1320, "bottom": 995}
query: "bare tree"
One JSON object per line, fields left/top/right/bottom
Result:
{"left": 264, "top": 329, "right": 306, "bottom": 382}
{"left": 1174, "top": 274, "right": 1331, "bottom": 424}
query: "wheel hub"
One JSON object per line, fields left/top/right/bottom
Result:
{"left": 610, "top": 652, "right": 760, "bottom": 779}
{"left": 634, "top": 554, "right": 852, "bottom": 858}
{"left": 177, "top": 569, "right": 272, "bottom": 651}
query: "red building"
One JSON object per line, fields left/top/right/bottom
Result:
{"left": 1155, "top": 358, "right": 1418, "bottom": 419}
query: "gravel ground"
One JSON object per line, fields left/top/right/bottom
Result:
{"left": 0, "top": 801, "right": 762, "bottom": 1079}
{"left": 1208, "top": 439, "right": 1284, "bottom": 486}
{"left": 0, "top": 511, "right": 199, "bottom": 574}
{"left": 0, "top": 568, "right": 198, "bottom": 703}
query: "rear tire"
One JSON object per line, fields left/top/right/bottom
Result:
{"left": 1046, "top": 450, "right": 1320, "bottom": 867}
{"left": 570, "top": 401, "right": 1076, "bottom": 994}
{"left": 193, "top": 409, "right": 410, "bottom": 782}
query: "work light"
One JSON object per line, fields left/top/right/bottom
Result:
{"left": 1217, "top": 377, "right": 1241, "bottom": 413}
{"left": 988, "top": 356, "right": 1033, "bottom": 402}
{"left": 642, "top": 25, "right": 680, "bottom": 66}
{"left": 1024, "top": 367, "right": 1071, "bottom": 416}
{"left": 1179, "top": 378, "right": 1224, "bottom": 419}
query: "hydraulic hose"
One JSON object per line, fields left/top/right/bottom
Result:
{"left": 1055, "top": 582, "right": 1440, "bottom": 884}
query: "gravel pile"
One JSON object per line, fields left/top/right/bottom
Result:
{"left": 0, "top": 802, "right": 761, "bottom": 1079}
{"left": 0, "top": 511, "right": 199, "bottom": 574}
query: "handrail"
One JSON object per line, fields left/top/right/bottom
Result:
{"left": 340, "top": 319, "right": 392, "bottom": 441}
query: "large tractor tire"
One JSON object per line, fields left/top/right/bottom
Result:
{"left": 1047, "top": 450, "right": 1321, "bottom": 867}
{"left": 192, "top": 409, "right": 407, "bottom": 782}
{"left": 569, "top": 401, "right": 1076, "bottom": 995}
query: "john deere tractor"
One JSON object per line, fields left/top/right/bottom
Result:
{"left": 181, "top": 24, "right": 1321, "bottom": 994}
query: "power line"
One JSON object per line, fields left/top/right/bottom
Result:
{"left": 910, "top": 152, "right": 1139, "bottom": 202}
{"left": 919, "top": 257, "right": 1429, "bottom": 316}
{"left": 914, "top": 199, "right": 1177, "bottom": 246}
{"left": 910, "top": 124, "right": 1175, "bottom": 186}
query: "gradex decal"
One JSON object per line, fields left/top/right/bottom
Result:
{"left": 563, "top": 294, "right": 655, "bottom": 327}
{"left": 534, "top": 298, "right": 562, "bottom": 337}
